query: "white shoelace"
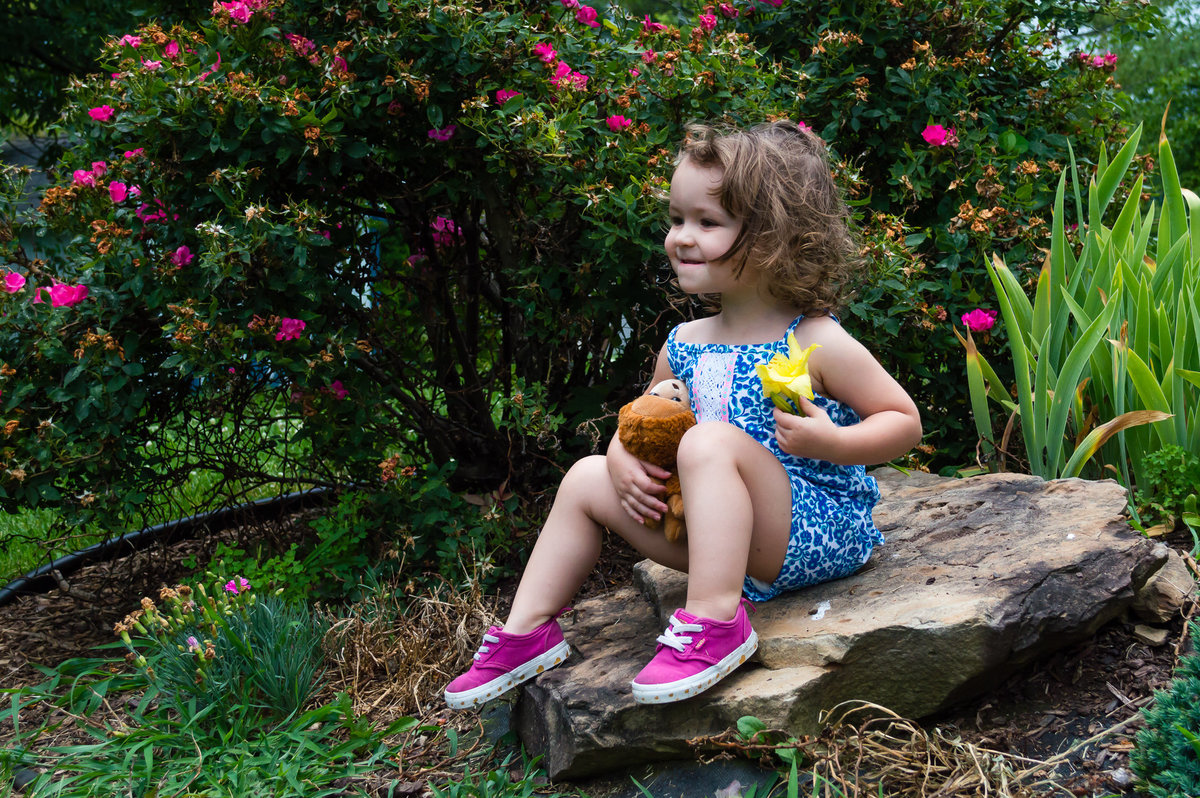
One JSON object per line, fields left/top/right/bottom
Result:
{"left": 473, "top": 632, "right": 500, "bottom": 660}
{"left": 656, "top": 614, "right": 704, "bottom": 652}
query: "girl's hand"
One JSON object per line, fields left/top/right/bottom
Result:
{"left": 607, "top": 441, "right": 671, "bottom": 524}
{"left": 773, "top": 400, "right": 841, "bottom": 461}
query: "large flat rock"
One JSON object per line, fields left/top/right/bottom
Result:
{"left": 515, "top": 471, "right": 1165, "bottom": 778}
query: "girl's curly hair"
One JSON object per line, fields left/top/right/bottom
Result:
{"left": 677, "top": 120, "right": 862, "bottom": 315}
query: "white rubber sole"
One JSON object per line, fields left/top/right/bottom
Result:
{"left": 631, "top": 630, "right": 757, "bottom": 705}
{"left": 444, "top": 640, "right": 571, "bottom": 709}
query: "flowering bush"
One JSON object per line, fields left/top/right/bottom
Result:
{"left": 0, "top": 0, "right": 783, "bottom": 558}
{"left": 737, "top": 0, "right": 1156, "bottom": 466}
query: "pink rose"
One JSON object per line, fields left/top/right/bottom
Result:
{"left": 427, "top": 125, "right": 457, "bottom": 142}
{"left": 643, "top": 14, "right": 667, "bottom": 33}
{"left": 333, "top": 55, "right": 348, "bottom": 73}
{"left": 109, "top": 182, "right": 129, "bottom": 203}
{"left": 72, "top": 170, "right": 97, "bottom": 188}
{"left": 142, "top": 59, "right": 163, "bottom": 71}
{"left": 165, "top": 41, "right": 181, "bottom": 60}
{"left": 496, "top": 89, "right": 522, "bottom": 104}
{"left": 921, "top": 124, "right": 957, "bottom": 147}
{"left": 961, "top": 308, "right": 998, "bottom": 333}
{"left": 275, "top": 317, "right": 306, "bottom": 341}
{"left": 797, "top": 121, "right": 812, "bottom": 133}
{"left": 119, "top": 35, "right": 142, "bottom": 48}
{"left": 698, "top": 13, "right": 717, "bottom": 32}
{"left": 642, "top": 49, "right": 656, "bottom": 63}
{"left": 606, "top": 114, "right": 632, "bottom": 132}
{"left": 431, "top": 216, "right": 462, "bottom": 247}
{"left": 88, "top": 105, "right": 115, "bottom": 122}
{"left": 560, "top": 0, "right": 579, "bottom": 7}
{"left": 575, "top": 6, "right": 600, "bottom": 27}
{"left": 328, "top": 380, "right": 349, "bottom": 400}
{"left": 49, "top": 284, "right": 89, "bottom": 308}
{"left": 3, "top": 271, "right": 25, "bottom": 293}
{"left": 533, "top": 42, "right": 557, "bottom": 63}
{"left": 719, "top": 3, "right": 738, "bottom": 17}
{"left": 123, "top": 148, "right": 145, "bottom": 158}
{"left": 91, "top": 161, "right": 107, "bottom": 177}
{"left": 171, "top": 245, "right": 194, "bottom": 267}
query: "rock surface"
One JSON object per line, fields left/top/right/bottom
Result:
{"left": 515, "top": 471, "right": 1166, "bottom": 779}
{"left": 1131, "top": 544, "right": 1196, "bottom": 623}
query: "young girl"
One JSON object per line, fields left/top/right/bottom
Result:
{"left": 445, "top": 120, "right": 922, "bottom": 708}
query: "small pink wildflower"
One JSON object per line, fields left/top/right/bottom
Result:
{"left": 961, "top": 308, "right": 998, "bottom": 332}
{"left": 275, "top": 317, "right": 306, "bottom": 341}
{"left": 606, "top": 114, "right": 632, "bottom": 132}
{"left": 119, "top": 34, "right": 142, "bottom": 48}
{"left": 328, "top": 380, "right": 348, "bottom": 400}
{"left": 223, "top": 576, "right": 251, "bottom": 594}
{"left": 3, "top": 272, "right": 26, "bottom": 293}
{"left": 643, "top": 14, "right": 667, "bottom": 33}
{"left": 72, "top": 170, "right": 97, "bottom": 188}
{"left": 171, "top": 245, "right": 194, "bottom": 267}
{"left": 427, "top": 125, "right": 457, "bottom": 142}
{"left": 575, "top": 6, "right": 600, "bottom": 27}
{"left": 109, "top": 182, "right": 129, "bottom": 203}
{"left": 186, "top": 636, "right": 201, "bottom": 652}
{"left": 921, "top": 124, "right": 957, "bottom": 147}
{"left": 496, "top": 89, "right": 522, "bottom": 104}
{"left": 88, "top": 105, "right": 115, "bottom": 122}
{"left": 698, "top": 13, "right": 717, "bottom": 32}
{"left": 533, "top": 42, "right": 557, "bottom": 63}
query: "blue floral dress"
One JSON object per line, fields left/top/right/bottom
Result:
{"left": 666, "top": 316, "right": 883, "bottom": 600}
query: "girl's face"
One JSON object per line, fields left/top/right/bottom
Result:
{"left": 665, "top": 158, "right": 744, "bottom": 295}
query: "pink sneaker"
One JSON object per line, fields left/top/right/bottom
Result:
{"left": 444, "top": 611, "right": 571, "bottom": 710}
{"left": 631, "top": 603, "right": 757, "bottom": 705}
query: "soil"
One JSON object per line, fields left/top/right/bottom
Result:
{"left": 0, "top": 523, "right": 1194, "bottom": 797}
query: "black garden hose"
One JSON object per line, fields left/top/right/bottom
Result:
{"left": 0, "top": 488, "right": 333, "bottom": 608}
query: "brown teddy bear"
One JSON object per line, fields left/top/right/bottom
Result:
{"left": 617, "top": 379, "right": 697, "bottom": 542}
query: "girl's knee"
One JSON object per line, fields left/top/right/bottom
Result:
{"left": 558, "top": 454, "right": 609, "bottom": 495}
{"left": 676, "top": 422, "right": 741, "bottom": 469}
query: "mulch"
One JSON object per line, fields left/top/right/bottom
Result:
{"left": 0, "top": 522, "right": 1194, "bottom": 797}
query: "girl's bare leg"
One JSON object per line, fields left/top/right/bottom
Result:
{"left": 504, "top": 455, "right": 693, "bottom": 634}
{"left": 674, "top": 422, "right": 793, "bottom": 622}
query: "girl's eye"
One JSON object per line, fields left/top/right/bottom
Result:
{"left": 669, "top": 217, "right": 683, "bottom": 227}
{"left": 700, "top": 219, "right": 719, "bottom": 228}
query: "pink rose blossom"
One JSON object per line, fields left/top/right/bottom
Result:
{"left": 275, "top": 317, "right": 306, "bottom": 341}
{"left": 921, "top": 124, "right": 957, "bottom": 147}
{"left": 719, "top": 3, "right": 738, "bottom": 17}
{"left": 533, "top": 42, "right": 557, "bottom": 63}
{"left": 123, "top": 148, "right": 145, "bottom": 159}
{"left": 223, "top": 576, "right": 251, "bottom": 594}
{"left": 961, "top": 308, "right": 998, "bottom": 332}
{"left": 797, "top": 121, "right": 812, "bottom": 133}
{"left": 49, "top": 283, "right": 89, "bottom": 308}
{"left": 575, "top": 6, "right": 600, "bottom": 27}
{"left": 629, "top": 67, "right": 639, "bottom": 77}
{"left": 199, "top": 52, "right": 222, "bottom": 81}
{"left": 642, "top": 49, "right": 656, "bottom": 63}
{"left": 328, "top": 380, "right": 349, "bottom": 400}
{"left": 88, "top": 105, "right": 115, "bottom": 122}
{"left": 109, "top": 182, "right": 129, "bottom": 203}
{"left": 72, "top": 170, "right": 97, "bottom": 188}
{"left": 332, "top": 55, "right": 348, "bottom": 73}
{"left": 165, "top": 40, "right": 181, "bottom": 60}
{"left": 550, "top": 61, "right": 588, "bottom": 90}
{"left": 142, "top": 59, "right": 163, "bottom": 71}
{"left": 119, "top": 35, "right": 142, "bottom": 48}
{"left": 698, "top": 13, "right": 717, "bottom": 32}
{"left": 561, "top": 0, "right": 579, "bottom": 7}
{"left": 643, "top": 14, "right": 667, "bottom": 33}
{"left": 606, "top": 114, "right": 632, "bottom": 132}
{"left": 171, "top": 245, "right": 194, "bottom": 267}
{"left": 3, "top": 272, "right": 25, "bottom": 293}
{"left": 431, "top": 216, "right": 462, "bottom": 247}
{"left": 91, "top": 161, "right": 107, "bottom": 176}
{"left": 427, "top": 125, "right": 457, "bottom": 142}
{"left": 759, "top": 0, "right": 783, "bottom": 6}
{"left": 496, "top": 89, "right": 522, "bottom": 104}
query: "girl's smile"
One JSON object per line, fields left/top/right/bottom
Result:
{"left": 665, "top": 158, "right": 744, "bottom": 294}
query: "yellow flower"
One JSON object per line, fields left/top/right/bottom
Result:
{"left": 756, "top": 333, "right": 821, "bottom": 414}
